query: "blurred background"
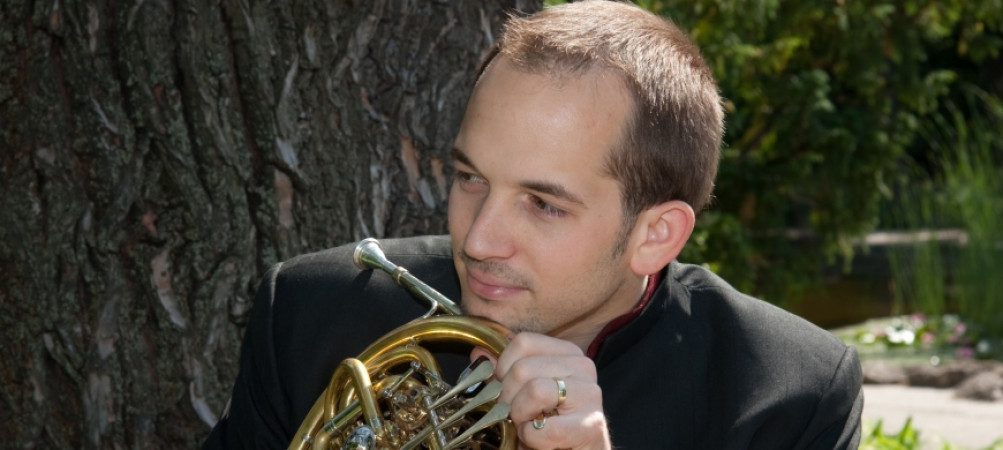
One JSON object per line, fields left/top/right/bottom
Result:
{"left": 1, "top": 0, "right": 1000, "bottom": 448}
{"left": 630, "top": 0, "right": 1002, "bottom": 333}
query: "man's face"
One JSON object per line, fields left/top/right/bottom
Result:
{"left": 448, "top": 58, "right": 646, "bottom": 346}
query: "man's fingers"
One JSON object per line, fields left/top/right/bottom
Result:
{"left": 495, "top": 332, "right": 583, "bottom": 377}
{"left": 498, "top": 354, "right": 596, "bottom": 404}
{"left": 489, "top": 331, "right": 609, "bottom": 449}
{"left": 507, "top": 377, "right": 602, "bottom": 423}
{"left": 515, "top": 409, "right": 609, "bottom": 450}
{"left": 469, "top": 346, "right": 499, "bottom": 368}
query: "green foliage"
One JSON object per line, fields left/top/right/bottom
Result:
{"left": 640, "top": 0, "right": 1003, "bottom": 303}
{"left": 861, "top": 418, "right": 921, "bottom": 450}
{"left": 862, "top": 418, "right": 1003, "bottom": 450}
{"left": 886, "top": 85, "right": 1003, "bottom": 342}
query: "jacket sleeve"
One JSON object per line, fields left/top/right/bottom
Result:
{"left": 202, "top": 263, "right": 293, "bottom": 449}
{"left": 795, "top": 345, "right": 864, "bottom": 450}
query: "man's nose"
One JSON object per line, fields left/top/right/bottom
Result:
{"left": 462, "top": 196, "right": 516, "bottom": 262}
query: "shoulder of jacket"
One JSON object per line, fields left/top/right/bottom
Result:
{"left": 275, "top": 235, "right": 451, "bottom": 271}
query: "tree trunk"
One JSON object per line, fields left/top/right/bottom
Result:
{"left": 0, "top": 0, "right": 540, "bottom": 447}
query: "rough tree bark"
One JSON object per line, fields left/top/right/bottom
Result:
{"left": 0, "top": 0, "right": 540, "bottom": 448}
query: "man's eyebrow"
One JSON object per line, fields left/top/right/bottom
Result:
{"left": 451, "top": 147, "right": 477, "bottom": 171}
{"left": 521, "top": 180, "right": 585, "bottom": 206}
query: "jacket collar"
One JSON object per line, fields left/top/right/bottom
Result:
{"left": 589, "top": 264, "right": 672, "bottom": 366}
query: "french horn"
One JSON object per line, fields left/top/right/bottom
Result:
{"left": 288, "top": 238, "right": 516, "bottom": 450}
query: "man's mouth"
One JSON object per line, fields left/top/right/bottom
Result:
{"left": 465, "top": 266, "right": 527, "bottom": 301}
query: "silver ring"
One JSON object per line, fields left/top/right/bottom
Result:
{"left": 532, "top": 415, "right": 547, "bottom": 430}
{"left": 555, "top": 378, "right": 567, "bottom": 408}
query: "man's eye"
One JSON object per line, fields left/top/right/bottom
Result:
{"left": 454, "top": 171, "right": 488, "bottom": 192}
{"left": 530, "top": 195, "right": 567, "bottom": 218}
{"left": 455, "top": 171, "right": 485, "bottom": 184}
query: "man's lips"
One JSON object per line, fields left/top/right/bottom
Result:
{"left": 465, "top": 268, "right": 526, "bottom": 300}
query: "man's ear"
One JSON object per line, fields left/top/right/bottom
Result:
{"left": 628, "top": 200, "right": 695, "bottom": 275}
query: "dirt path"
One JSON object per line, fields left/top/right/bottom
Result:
{"left": 863, "top": 384, "right": 1003, "bottom": 449}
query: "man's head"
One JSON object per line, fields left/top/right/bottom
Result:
{"left": 448, "top": 1, "right": 723, "bottom": 346}
{"left": 492, "top": 0, "right": 724, "bottom": 221}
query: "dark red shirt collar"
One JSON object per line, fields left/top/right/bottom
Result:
{"left": 586, "top": 270, "right": 664, "bottom": 359}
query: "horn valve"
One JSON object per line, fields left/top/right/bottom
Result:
{"left": 288, "top": 239, "right": 515, "bottom": 450}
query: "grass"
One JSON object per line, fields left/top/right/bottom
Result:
{"left": 884, "top": 84, "right": 1003, "bottom": 345}
{"left": 862, "top": 418, "right": 1003, "bottom": 450}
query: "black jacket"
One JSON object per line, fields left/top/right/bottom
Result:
{"left": 204, "top": 235, "right": 862, "bottom": 449}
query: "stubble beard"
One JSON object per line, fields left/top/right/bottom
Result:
{"left": 457, "top": 254, "right": 544, "bottom": 334}
{"left": 457, "top": 231, "right": 629, "bottom": 338}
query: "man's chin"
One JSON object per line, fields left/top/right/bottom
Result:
{"left": 460, "top": 302, "right": 513, "bottom": 330}
{"left": 460, "top": 303, "right": 496, "bottom": 323}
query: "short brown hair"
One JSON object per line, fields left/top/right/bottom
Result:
{"left": 489, "top": 1, "right": 724, "bottom": 218}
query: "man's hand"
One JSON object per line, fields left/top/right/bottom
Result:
{"left": 492, "top": 333, "right": 612, "bottom": 450}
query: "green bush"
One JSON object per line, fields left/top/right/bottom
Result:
{"left": 635, "top": 0, "right": 1003, "bottom": 304}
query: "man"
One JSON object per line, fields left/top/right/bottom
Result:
{"left": 204, "top": 1, "right": 863, "bottom": 449}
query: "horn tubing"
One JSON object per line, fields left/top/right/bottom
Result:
{"left": 288, "top": 239, "right": 516, "bottom": 450}
{"left": 354, "top": 238, "right": 463, "bottom": 316}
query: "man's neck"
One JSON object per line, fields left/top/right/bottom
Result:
{"left": 558, "top": 275, "right": 650, "bottom": 352}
